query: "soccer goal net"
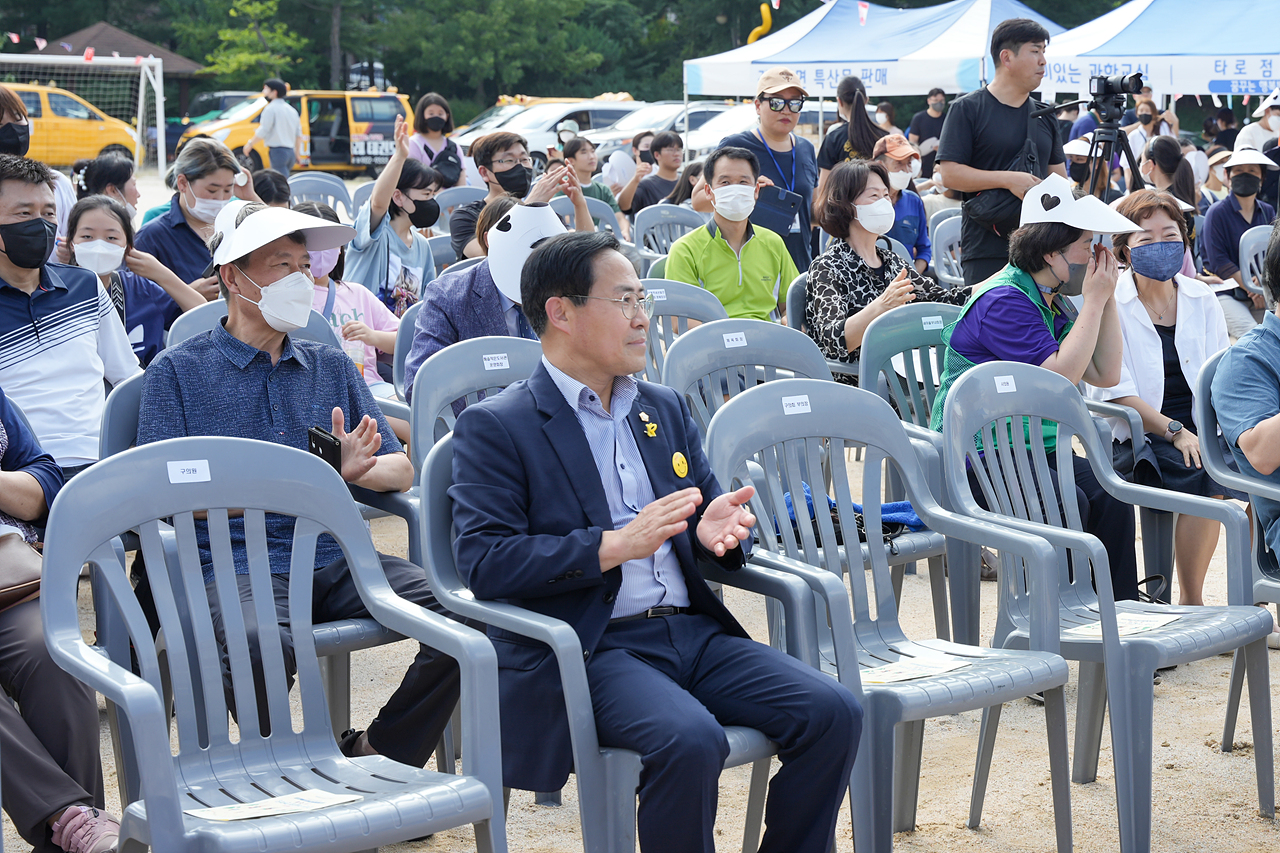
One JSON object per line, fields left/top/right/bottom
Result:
{"left": 0, "top": 54, "right": 165, "bottom": 178}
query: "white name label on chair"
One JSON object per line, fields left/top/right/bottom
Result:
{"left": 782, "top": 395, "right": 811, "bottom": 415}
{"left": 167, "top": 460, "right": 211, "bottom": 484}
{"left": 722, "top": 332, "right": 747, "bottom": 348}
{"left": 482, "top": 353, "right": 510, "bottom": 371}
{"left": 995, "top": 375, "right": 1017, "bottom": 394}
{"left": 649, "top": 288, "right": 666, "bottom": 301}
{"left": 921, "top": 315, "right": 944, "bottom": 330}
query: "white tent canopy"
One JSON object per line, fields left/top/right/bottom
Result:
{"left": 683, "top": 0, "right": 1062, "bottom": 98}
{"left": 1041, "top": 0, "right": 1280, "bottom": 98}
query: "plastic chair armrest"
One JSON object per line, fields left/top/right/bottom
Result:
{"left": 827, "top": 359, "right": 859, "bottom": 379}
{"left": 1085, "top": 399, "right": 1144, "bottom": 445}
{"left": 376, "top": 398, "right": 412, "bottom": 423}
{"left": 348, "top": 485, "right": 418, "bottom": 522}
{"left": 700, "top": 558, "right": 820, "bottom": 668}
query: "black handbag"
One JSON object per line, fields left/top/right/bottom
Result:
{"left": 430, "top": 140, "right": 464, "bottom": 187}
{"left": 962, "top": 101, "right": 1047, "bottom": 238}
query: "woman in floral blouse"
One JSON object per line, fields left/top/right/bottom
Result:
{"left": 807, "top": 159, "right": 969, "bottom": 384}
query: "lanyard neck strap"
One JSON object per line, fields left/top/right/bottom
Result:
{"left": 756, "top": 129, "right": 795, "bottom": 193}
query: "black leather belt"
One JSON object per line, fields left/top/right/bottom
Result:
{"left": 609, "top": 606, "right": 689, "bottom": 624}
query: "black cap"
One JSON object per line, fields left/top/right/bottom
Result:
{"left": 264, "top": 78, "right": 287, "bottom": 98}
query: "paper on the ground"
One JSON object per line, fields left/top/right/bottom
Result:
{"left": 185, "top": 789, "right": 362, "bottom": 821}
{"left": 1062, "top": 612, "right": 1180, "bottom": 639}
{"left": 861, "top": 656, "right": 969, "bottom": 684}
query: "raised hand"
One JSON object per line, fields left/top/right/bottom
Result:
{"left": 331, "top": 407, "right": 381, "bottom": 483}
{"left": 697, "top": 485, "right": 756, "bottom": 557}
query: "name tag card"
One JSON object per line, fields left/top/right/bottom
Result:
{"left": 921, "top": 316, "right": 944, "bottom": 330}
{"left": 722, "top": 332, "right": 747, "bottom": 348}
{"left": 167, "top": 460, "right": 211, "bottom": 484}
{"left": 782, "top": 395, "right": 811, "bottom": 415}
{"left": 995, "top": 375, "right": 1017, "bottom": 394}
{"left": 649, "top": 288, "right": 666, "bottom": 301}
{"left": 482, "top": 353, "right": 510, "bottom": 371}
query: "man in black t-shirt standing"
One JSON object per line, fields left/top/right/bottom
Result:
{"left": 935, "top": 18, "right": 1066, "bottom": 288}
{"left": 908, "top": 88, "right": 947, "bottom": 179}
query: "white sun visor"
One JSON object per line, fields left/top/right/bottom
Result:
{"left": 212, "top": 206, "right": 356, "bottom": 266}
{"left": 1020, "top": 173, "right": 1141, "bottom": 234}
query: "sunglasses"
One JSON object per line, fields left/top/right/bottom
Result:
{"left": 765, "top": 97, "right": 804, "bottom": 114}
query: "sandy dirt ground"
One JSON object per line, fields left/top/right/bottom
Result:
{"left": 6, "top": 173, "right": 1274, "bottom": 851}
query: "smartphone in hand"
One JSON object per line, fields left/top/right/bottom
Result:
{"left": 308, "top": 426, "right": 342, "bottom": 473}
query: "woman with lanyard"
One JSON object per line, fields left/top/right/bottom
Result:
{"left": 407, "top": 93, "right": 466, "bottom": 188}
{"left": 929, "top": 173, "right": 1151, "bottom": 602}
{"left": 720, "top": 67, "right": 818, "bottom": 273}
{"left": 134, "top": 138, "right": 258, "bottom": 301}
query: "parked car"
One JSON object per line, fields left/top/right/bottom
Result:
{"left": 179, "top": 89, "right": 411, "bottom": 176}
{"left": 582, "top": 101, "right": 734, "bottom": 163}
{"left": 185, "top": 90, "right": 257, "bottom": 124}
{"left": 455, "top": 99, "right": 645, "bottom": 171}
{"left": 7, "top": 83, "right": 138, "bottom": 167}
{"left": 684, "top": 101, "right": 832, "bottom": 162}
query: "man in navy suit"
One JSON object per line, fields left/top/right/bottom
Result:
{"left": 449, "top": 231, "right": 861, "bottom": 853}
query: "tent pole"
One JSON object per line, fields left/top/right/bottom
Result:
{"left": 683, "top": 81, "right": 690, "bottom": 160}
{"left": 818, "top": 97, "right": 824, "bottom": 137}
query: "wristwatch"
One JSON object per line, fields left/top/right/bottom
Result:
{"left": 1164, "top": 420, "right": 1183, "bottom": 441}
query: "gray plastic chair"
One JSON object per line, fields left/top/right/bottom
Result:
{"left": 784, "top": 272, "right": 859, "bottom": 382}
{"left": 632, "top": 205, "right": 705, "bottom": 274}
{"left": 43, "top": 437, "right": 507, "bottom": 853}
{"left": 705, "top": 378, "right": 1072, "bottom": 852}
{"left": 448, "top": 256, "right": 484, "bottom": 273}
{"left": 638, "top": 278, "right": 727, "bottom": 381}
{"left": 288, "top": 172, "right": 355, "bottom": 220}
{"left": 166, "top": 300, "right": 340, "bottom": 349}
{"left": 877, "top": 235, "right": 913, "bottom": 265}
{"left": 422, "top": 434, "right": 809, "bottom": 853}
{"left": 427, "top": 234, "right": 456, "bottom": 270}
{"left": 941, "top": 360, "right": 1273, "bottom": 853}
{"left": 549, "top": 194, "right": 627, "bottom": 238}
{"left": 1195, "top": 348, "right": 1280, "bottom": 746}
{"left": 351, "top": 181, "right": 374, "bottom": 215}
{"left": 647, "top": 255, "right": 667, "bottom": 278}
{"left": 434, "top": 186, "right": 487, "bottom": 235}
{"left": 1239, "top": 224, "right": 1270, "bottom": 298}
{"left": 931, "top": 215, "right": 964, "bottom": 289}
{"left": 392, "top": 300, "right": 422, "bottom": 400}
{"left": 927, "top": 205, "right": 961, "bottom": 245}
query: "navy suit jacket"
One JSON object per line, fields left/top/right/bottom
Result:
{"left": 449, "top": 363, "right": 749, "bottom": 791}
{"left": 403, "top": 259, "right": 508, "bottom": 403}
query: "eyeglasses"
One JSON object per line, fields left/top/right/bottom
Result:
{"left": 492, "top": 156, "right": 534, "bottom": 169}
{"left": 580, "top": 293, "right": 656, "bottom": 320}
{"left": 766, "top": 98, "right": 804, "bottom": 114}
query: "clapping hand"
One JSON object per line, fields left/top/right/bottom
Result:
{"left": 697, "top": 486, "right": 756, "bottom": 557}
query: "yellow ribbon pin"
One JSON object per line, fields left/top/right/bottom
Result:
{"left": 645, "top": 423, "right": 657, "bottom": 438}
{"left": 672, "top": 451, "right": 688, "bottom": 479}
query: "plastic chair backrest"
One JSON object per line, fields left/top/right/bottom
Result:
{"left": 548, "top": 195, "right": 626, "bottom": 237}
{"left": 393, "top": 300, "right": 423, "bottom": 399}
{"left": 857, "top": 302, "right": 961, "bottom": 427}
{"left": 878, "top": 235, "right": 913, "bottom": 264}
{"left": 287, "top": 172, "right": 354, "bottom": 219}
{"left": 640, "top": 278, "right": 728, "bottom": 381}
{"left": 1195, "top": 348, "right": 1280, "bottom": 589}
{"left": 633, "top": 205, "right": 705, "bottom": 255}
{"left": 449, "top": 256, "right": 484, "bottom": 273}
{"left": 784, "top": 273, "right": 807, "bottom": 332}
{"left": 166, "top": 300, "right": 339, "bottom": 349}
{"left": 408, "top": 336, "right": 543, "bottom": 471}
{"left": 659, "top": 318, "right": 834, "bottom": 438}
{"left": 932, "top": 215, "right": 964, "bottom": 288}
{"left": 99, "top": 372, "right": 146, "bottom": 460}
{"left": 927, "top": 206, "right": 961, "bottom": 244}
{"left": 648, "top": 255, "right": 667, "bottom": 278}
{"left": 1240, "top": 224, "right": 1270, "bottom": 296}
{"left": 434, "top": 186, "right": 487, "bottom": 234}
{"left": 427, "top": 234, "right": 456, "bottom": 270}
{"left": 351, "top": 181, "right": 375, "bottom": 214}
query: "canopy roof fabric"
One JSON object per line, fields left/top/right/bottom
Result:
{"left": 1042, "top": 0, "right": 1280, "bottom": 97}
{"left": 683, "top": 0, "right": 1062, "bottom": 98}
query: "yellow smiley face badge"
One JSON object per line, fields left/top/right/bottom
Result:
{"left": 672, "top": 452, "right": 688, "bottom": 479}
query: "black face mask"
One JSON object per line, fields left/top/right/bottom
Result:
{"left": 0, "top": 217, "right": 55, "bottom": 269}
{"left": 638, "top": 149, "right": 655, "bottom": 165}
{"left": 1138, "top": 113, "right": 1153, "bottom": 126}
{"left": 406, "top": 197, "right": 440, "bottom": 229}
{"left": 424, "top": 115, "right": 447, "bottom": 133}
{"left": 494, "top": 165, "right": 532, "bottom": 198}
{"left": 0, "top": 123, "right": 30, "bottom": 157}
{"left": 1068, "top": 161, "right": 1090, "bottom": 184}
{"left": 1231, "top": 172, "right": 1262, "bottom": 198}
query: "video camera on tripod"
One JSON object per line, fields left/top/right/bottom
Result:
{"left": 1046, "top": 72, "right": 1147, "bottom": 201}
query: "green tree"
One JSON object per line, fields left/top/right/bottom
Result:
{"left": 199, "top": 0, "right": 310, "bottom": 83}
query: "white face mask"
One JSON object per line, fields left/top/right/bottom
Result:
{"left": 234, "top": 267, "right": 314, "bottom": 333}
{"left": 1212, "top": 165, "right": 1226, "bottom": 184}
{"left": 712, "top": 184, "right": 756, "bottom": 221}
{"left": 888, "top": 170, "right": 913, "bottom": 191}
{"left": 854, "top": 197, "right": 896, "bottom": 235}
{"left": 73, "top": 239, "right": 126, "bottom": 275}
{"left": 909, "top": 158, "right": 922, "bottom": 178}
{"left": 875, "top": 112, "right": 888, "bottom": 124}
{"left": 184, "top": 186, "right": 230, "bottom": 224}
